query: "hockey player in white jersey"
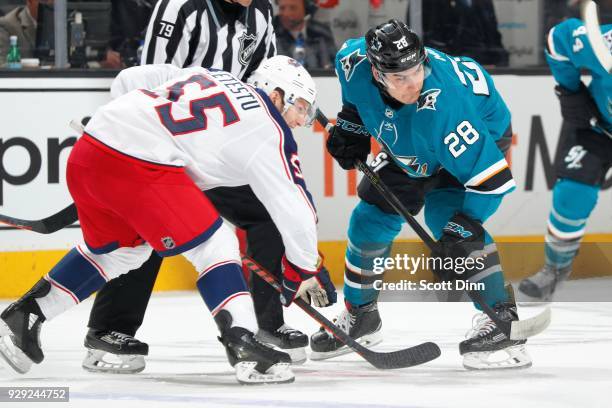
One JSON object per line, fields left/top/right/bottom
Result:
{"left": 0, "top": 56, "right": 336, "bottom": 384}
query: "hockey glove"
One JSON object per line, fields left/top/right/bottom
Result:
{"left": 280, "top": 255, "right": 337, "bottom": 307}
{"left": 430, "top": 212, "right": 485, "bottom": 282}
{"left": 555, "top": 83, "right": 601, "bottom": 129}
{"left": 326, "top": 105, "right": 371, "bottom": 170}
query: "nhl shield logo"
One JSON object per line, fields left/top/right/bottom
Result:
{"left": 238, "top": 32, "right": 258, "bottom": 66}
{"left": 417, "top": 88, "right": 442, "bottom": 112}
{"left": 161, "top": 236, "right": 176, "bottom": 250}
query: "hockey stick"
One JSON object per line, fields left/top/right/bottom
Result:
{"left": 242, "top": 255, "right": 441, "bottom": 369}
{"left": 581, "top": 0, "right": 612, "bottom": 73}
{"left": 589, "top": 118, "right": 612, "bottom": 138}
{"left": 0, "top": 204, "right": 78, "bottom": 234}
{"left": 579, "top": 1, "right": 612, "bottom": 136}
{"left": 316, "top": 109, "right": 550, "bottom": 340}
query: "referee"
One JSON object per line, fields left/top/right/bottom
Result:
{"left": 142, "top": 0, "right": 276, "bottom": 78}
{"left": 82, "top": 0, "right": 311, "bottom": 374}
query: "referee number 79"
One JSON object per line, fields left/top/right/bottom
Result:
{"left": 158, "top": 21, "right": 175, "bottom": 39}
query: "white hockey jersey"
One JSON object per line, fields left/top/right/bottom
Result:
{"left": 85, "top": 65, "right": 318, "bottom": 271}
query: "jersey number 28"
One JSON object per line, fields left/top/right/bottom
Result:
{"left": 444, "top": 121, "right": 479, "bottom": 158}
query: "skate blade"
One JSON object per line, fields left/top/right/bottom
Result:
{"left": 235, "top": 361, "right": 295, "bottom": 385}
{"left": 0, "top": 321, "right": 33, "bottom": 374}
{"left": 463, "top": 344, "right": 532, "bottom": 370}
{"left": 309, "top": 331, "right": 383, "bottom": 361}
{"left": 82, "top": 349, "right": 146, "bottom": 374}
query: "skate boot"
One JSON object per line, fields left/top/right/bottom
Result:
{"left": 310, "top": 301, "right": 382, "bottom": 361}
{"left": 0, "top": 279, "right": 49, "bottom": 374}
{"left": 460, "top": 302, "right": 532, "bottom": 370}
{"left": 82, "top": 329, "right": 149, "bottom": 374}
{"left": 518, "top": 264, "right": 572, "bottom": 302}
{"left": 215, "top": 310, "right": 294, "bottom": 384}
{"left": 256, "top": 324, "right": 308, "bottom": 364}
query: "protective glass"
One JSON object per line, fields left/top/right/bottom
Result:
{"left": 376, "top": 62, "right": 432, "bottom": 90}
{"left": 286, "top": 97, "right": 316, "bottom": 127}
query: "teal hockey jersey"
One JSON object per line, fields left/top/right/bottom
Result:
{"left": 335, "top": 38, "right": 515, "bottom": 222}
{"left": 545, "top": 18, "right": 611, "bottom": 131}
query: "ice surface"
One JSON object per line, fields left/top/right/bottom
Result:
{"left": 1, "top": 280, "right": 611, "bottom": 408}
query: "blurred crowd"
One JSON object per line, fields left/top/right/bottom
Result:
{"left": 0, "top": 0, "right": 610, "bottom": 70}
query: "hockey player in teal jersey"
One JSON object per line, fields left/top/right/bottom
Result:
{"left": 310, "top": 19, "right": 531, "bottom": 370}
{"left": 519, "top": 18, "right": 612, "bottom": 302}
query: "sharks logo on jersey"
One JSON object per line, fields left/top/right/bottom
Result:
{"left": 396, "top": 155, "right": 428, "bottom": 176}
{"left": 417, "top": 89, "right": 442, "bottom": 112}
{"left": 340, "top": 49, "right": 367, "bottom": 82}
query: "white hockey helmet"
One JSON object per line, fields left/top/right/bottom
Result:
{"left": 247, "top": 55, "right": 317, "bottom": 126}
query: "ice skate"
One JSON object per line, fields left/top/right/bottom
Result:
{"left": 460, "top": 302, "right": 532, "bottom": 370}
{"left": 82, "top": 329, "right": 149, "bottom": 374}
{"left": 310, "top": 301, "right": 382, "bottom": 361}
{"left": 216, "top": 310, "right": 293, "bottom": 384}
{"left": 256, "top": 324, "right": 308, "bottom": 364}
{"left": 0, "top": 279, "right": 49, "bottom": 374}
{"left": 518, "top": 264, "right": 572, "bottom": 302}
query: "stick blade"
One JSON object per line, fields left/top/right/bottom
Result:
{"left": 364, "top": 341, "right": 441, "bottom": 369}
{"left": 510, "top": 307, "right": 551, "bottom": 340}
{"left": 581, "top": 0, "right": 612, "bottom": 73}
{"left": 0, "top": 214, "right": 39, "bottom": 232}
{"left": 0, "top": 204, "right": 78, "bottom": 234}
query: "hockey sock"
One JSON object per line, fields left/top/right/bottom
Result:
{"left": 545, "top": 179, "right": 599, "bottom": 268}
{"left": 37, "top": 246, "right": 109, "bottom": 320}
{"left": 344, "top": 240, "right": 391, "bottom": 306}
{"left": 196, "top": 261, "right": 257, "bottom": 333}
{"left": 343, "top": 202, "right": 402, "bottom": 306}
{"left": 463, "top": 236, "right": 509, "bottom": 310}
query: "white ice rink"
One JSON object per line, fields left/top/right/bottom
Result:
{"left": 1, "top": 280, "right": 611, "bottom": 408}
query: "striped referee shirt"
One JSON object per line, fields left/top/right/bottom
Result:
{"left": 141, "top": 0, "right": 277, "bottom": 80}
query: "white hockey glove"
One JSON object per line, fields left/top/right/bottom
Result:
{"left": 280, "top": 256, "right": 337, "bottom": 307}
{"left": 295, "top": 268, "right": 336, "bottom": 307}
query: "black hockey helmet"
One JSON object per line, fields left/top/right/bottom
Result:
{"left": 365, "top": 19, "right": 426, "bottom": 73}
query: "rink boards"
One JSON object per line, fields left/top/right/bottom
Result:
{"left": 0, "top": 74, "right": 610, "bottom": 297}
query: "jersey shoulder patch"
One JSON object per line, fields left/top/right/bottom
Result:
{"left": 417, "top": 88, "right": 442, "bottom": 112}
{"left": 339, "top": 48, "right": 367, "bottom": 82}
{"left": 338, "top": 40, "right": 367, "bottom": 82}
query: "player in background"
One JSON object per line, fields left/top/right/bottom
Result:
{"left": 518, "top": 18, "right": 611, "bottom": 301}
{"left": 83, "top": 0, "right": 314, "bottom": 373}
{"left": 313, "top": 19, "right": 531, "bottom": 370}
{"left": 0, "top": 56, "right": 336, "bottom": 384}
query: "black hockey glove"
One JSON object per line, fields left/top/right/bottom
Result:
{"left": 326, "top": 106, "right": 371, "bottom": 170}
{"left": 430, "top": 212, "right": 485, "bottom": 282}
{"left": 555, "top": 83, "right": 601, "bottom": 129}
{"left": 280, "top": 255, "right": 337, "bottom": 308}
